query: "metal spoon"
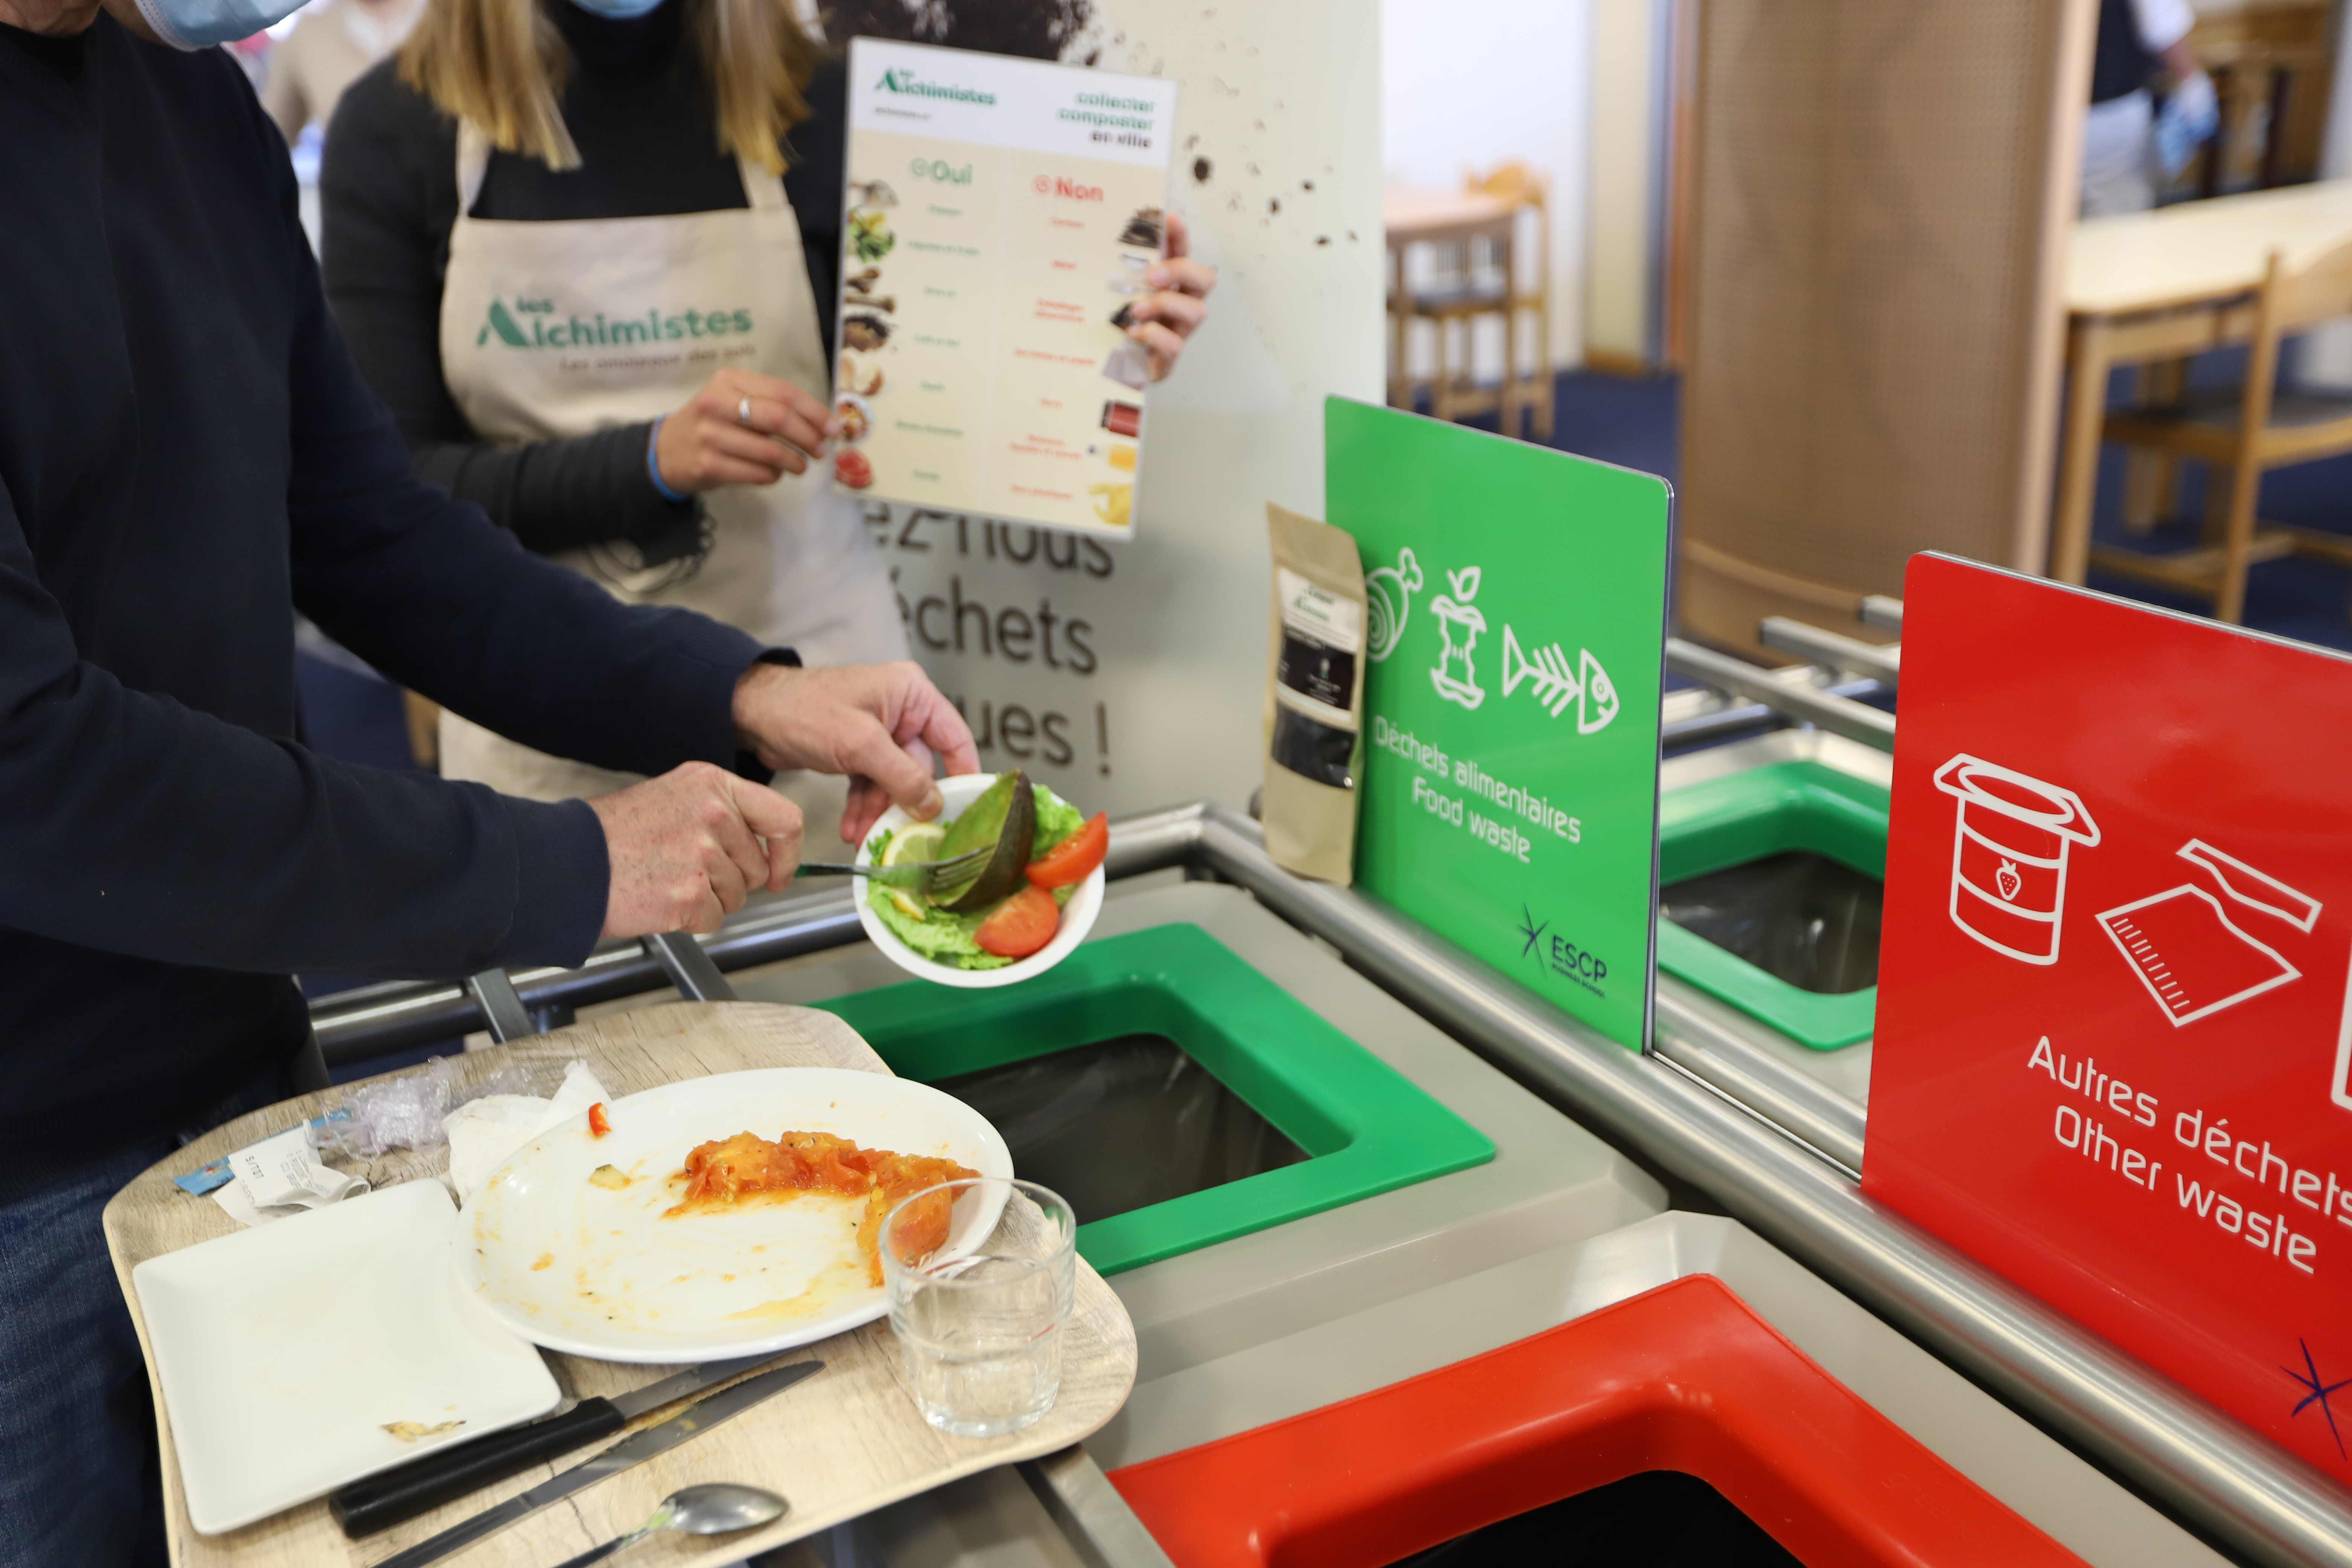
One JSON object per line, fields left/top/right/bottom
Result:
{"left": 550, "top": 1483, "right": 788, "bottom": 1568}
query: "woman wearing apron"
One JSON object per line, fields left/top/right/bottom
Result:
{"left": 320, "top": 0, "right": 1215, "bottom": 838}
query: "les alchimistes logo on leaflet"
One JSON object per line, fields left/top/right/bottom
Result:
{"left": 873, "top": 67, "right": 997, "bottom": 106}
{"left": 476, "top": 298, "right": 756, "bottom": 350}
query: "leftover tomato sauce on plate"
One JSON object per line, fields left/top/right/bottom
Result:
{"left": 668, "top": 1131, "right": 979, "bottom": 1283}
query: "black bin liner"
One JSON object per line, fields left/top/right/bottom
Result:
{"left": 1391, "top": 1470, "right": 1803, "bottom": 1568}
{"left": 1661, "top": 850, "right": 1882, "bottom": 995}
{"left": 932, "top": 1034, "right": 1308, "bottom": 1223}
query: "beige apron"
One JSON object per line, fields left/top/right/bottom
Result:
{"left": 435, "top": 123, "right": 906, "bottom": 821}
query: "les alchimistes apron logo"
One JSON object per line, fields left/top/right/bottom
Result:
{"left": 476, "top": 297, "right": 758, "bottom": 350}
{"left": 872, "top": 67, "right": 997, "bottom": 105}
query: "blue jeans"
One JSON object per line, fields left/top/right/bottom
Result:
{"left": 0, "top": 1062, "right": 291, "bottom": 1568}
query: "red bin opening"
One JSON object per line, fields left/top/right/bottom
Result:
{"left": 1108, "top": 1275, "right": 2087, "bottom": 1568}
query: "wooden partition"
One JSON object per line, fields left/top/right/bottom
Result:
{"left": 1676, "top": 0, "right": 2095, "bottom": 657}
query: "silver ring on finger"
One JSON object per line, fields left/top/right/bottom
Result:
{"left": 737, "top": 395, "right": 754, "bottom": 427}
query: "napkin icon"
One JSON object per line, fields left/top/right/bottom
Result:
{"left": 2096, "top": 840, "right": 2320, "bottom": 1027}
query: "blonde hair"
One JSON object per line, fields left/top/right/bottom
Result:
{"left": 397, "top": 0, "right": 822, "bottom": 176}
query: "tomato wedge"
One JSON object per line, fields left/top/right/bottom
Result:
{"left": 1026, "top": 812, "right": 1108, "bottom": 890}
{"left": 587, "top": 1102, "right": 611, "bottom": 1138}
{"left": 975, "top": 885, "right": 1060, "bottom": 958}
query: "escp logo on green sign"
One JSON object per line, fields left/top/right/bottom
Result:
{"left": 476, "top": 297, "right": 756, "bottom": 350}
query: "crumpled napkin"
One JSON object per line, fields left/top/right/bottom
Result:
{"left": 443, "top": 1060, "right": 613, "bottom": 1204}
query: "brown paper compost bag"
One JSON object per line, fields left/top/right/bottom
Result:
{"left": 1262, "top": 503, "right": 1366, "bottom": 884}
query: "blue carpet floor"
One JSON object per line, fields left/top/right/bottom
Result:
{"left": 2078, "top": 353, "right": 2352, "bottom": 653}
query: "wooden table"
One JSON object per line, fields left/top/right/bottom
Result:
{"left": 103, "top": 1003, "right": 1139, "bottom": 1568}
{"left": 1383, "top": 185, "right": 1551, "bottom": 437}
{"left": 2050, "top": 179, "right": 2352, "bottom": 585}
{"left": 1383, "top": 187, "right": 1518, "bottom": 239}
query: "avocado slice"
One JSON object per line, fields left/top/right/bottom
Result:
{"left": 934, "top": 771, "right": 1035, "bottom": 913}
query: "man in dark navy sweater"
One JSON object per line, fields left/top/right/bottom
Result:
{"left": 0, "top": 0, "right": 972, "bottom": 1558}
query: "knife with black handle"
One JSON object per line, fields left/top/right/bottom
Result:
{"left": 372, "top": 1360, "right": 825, "bottom": 1568}
{"left": 331, "top": 1352, "right": 779, "bottom": 1537}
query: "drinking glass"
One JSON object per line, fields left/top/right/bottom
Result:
{"left": 881, "top": 1178, "right": 1077, "bottom": 1438}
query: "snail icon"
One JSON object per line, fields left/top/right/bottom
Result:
{"left": 1366, "top": 548, "right": 1423, "bottom": 663}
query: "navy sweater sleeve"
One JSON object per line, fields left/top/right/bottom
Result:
{"left": 0, "top": 463, "right": 608, "bottom": 978}
{"left": 0, "top": 27, "right": 765, "bottom": 987}
{"left": 285, "top": 220, "right": 769, "bottom": 795}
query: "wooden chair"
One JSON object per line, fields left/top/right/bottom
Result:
{"left": 1466, "top": 163, "right": 1555, "bottom": 442}
{"left": 2095, "top": 235, "right": 2352, "bottom": 623}
{"left": 1384, "top": 162, "right": 1554, "bottom": 441}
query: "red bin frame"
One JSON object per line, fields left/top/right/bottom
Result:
{"left": 1108, "top": 1276, "right": 2087, "bottom": 1568}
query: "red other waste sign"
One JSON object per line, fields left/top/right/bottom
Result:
{"left": 1867, "top": 553, "right": 2352, "bottom": 1480}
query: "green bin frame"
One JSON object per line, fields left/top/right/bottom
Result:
{"left": 1656, "top": 760, "right": 1888, "bottom": 1050}
{"left": 813, "top": 922, "right": 1496, "bottom": 1274}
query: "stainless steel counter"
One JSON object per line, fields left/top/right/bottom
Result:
{"left": 311, "top": 799, "right": 2352, "bottom": 1567}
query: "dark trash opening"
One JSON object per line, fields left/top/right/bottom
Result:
{"left": 1662, "top": 850, "right": 1882, "bottom": 995}
{"left": 932, "top": 1033, "right": 1308, "bottom": 1223}
{"left": 1388, "top": 1469, "right": 1804, "bottom": 1568}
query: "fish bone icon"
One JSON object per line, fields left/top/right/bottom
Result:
{"left": 1497, "top": 628, "right": 1622, "bottom": 734}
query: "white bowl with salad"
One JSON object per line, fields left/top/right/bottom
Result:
{"left": 854, "top": 772, "right": 1108, "bottom": 987}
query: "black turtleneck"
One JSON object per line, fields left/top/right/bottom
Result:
{"left": 320, "top": 6, "right": 845, "bottom": 562}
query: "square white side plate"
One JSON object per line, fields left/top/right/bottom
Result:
{"left": 133, "top": 1178, "right": 559, "bottom": 1534}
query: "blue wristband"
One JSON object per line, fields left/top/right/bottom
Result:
{"left": 646, "top": 416, "right": 689, "bottom": 503}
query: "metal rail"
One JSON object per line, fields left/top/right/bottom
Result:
{"left": 1664, "top": 637, "right": 1897, "bottom": 752}
{"left": 640, "top": 931, "right": 737, "bottom": 1003}
{"left": 1649, "top": 975, "right": 1866, "bottom": 1174}
{"left": 1756, "top": 617, "right": 1901, "bottom": 689}
{"left": 311, "top": 640, "right": 1882, "bottom": 1061}
{"left": 462, "top": 969, "right": 534, "bottom": 1045}
{"left": 308, "top": 806, "right": 1202, "bottom": 1067}
{"left": 1021, "top": 1448, "right": 1178, "bottom": 1568}
{"left": 308, "top": 802, "right": 2352, "bottom": 1565}
{"left": 1660, "top": 670, "right": 1885, "bottom": 749}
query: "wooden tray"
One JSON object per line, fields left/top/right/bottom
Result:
{"left": 102, "top": 1003, "right": 1139, "bottom": 1568}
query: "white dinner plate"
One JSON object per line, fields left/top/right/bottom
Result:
{"left": 454, "top": 1068, "right": 1013, "bottom": 1363}
{"left": 135, "top": 1180, "right": 559, "bottom": 1534}
{"left": 854, "top": 773, "right": 1106, "bottom": 988}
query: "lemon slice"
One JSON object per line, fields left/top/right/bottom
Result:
{"left": 879, "top": 822, "right": 946, "bottom": 919}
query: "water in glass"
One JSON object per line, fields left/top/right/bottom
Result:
{"left": 883, "top": 1179, "right": 1077, "bottom": 1438}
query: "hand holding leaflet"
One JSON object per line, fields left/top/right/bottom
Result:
{"left": 834, "top": 40, "right": 1184, "bottom": 537}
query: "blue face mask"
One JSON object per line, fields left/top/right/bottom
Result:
{"left": 566, "top": 0, "right": 667, "bottom": 18}
{"left": 132, "top": 0, "right": 306, "bottom": 51}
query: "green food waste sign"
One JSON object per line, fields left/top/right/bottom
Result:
{"left": 1328, "top": 397, "right": 1671, "bottom": 1050}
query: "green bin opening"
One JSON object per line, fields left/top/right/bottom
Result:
{"left": 813, "top": 923, "right": 1496, "bottom": 1274}
{"left": 930, "top": 1032, "right": 1309, "bottom": 1225}
{"left": 1657, "top": 761, "right": 1887, "bottom": 1050}
{"left": 1663, "top": 851, "right": 1880, "bottom": 996}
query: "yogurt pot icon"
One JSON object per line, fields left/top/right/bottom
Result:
{"left": 1933, "top": 754, "right": 2100, "bottom": 965}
